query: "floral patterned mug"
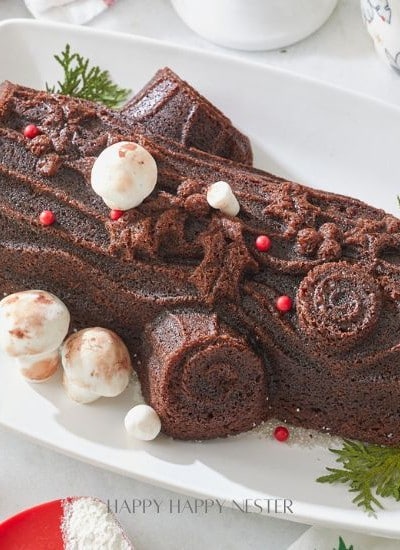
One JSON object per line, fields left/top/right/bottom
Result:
{"left": 361, "top": 0, "right": 400, "bottom": 71}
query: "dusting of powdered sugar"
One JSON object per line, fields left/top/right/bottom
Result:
{"left": 248, "top": 418, "right": 343, "bottom": 449}
{"left": 130, "top": 370, "right": 145, "bottom": 407}
{"left": 61, "top": 497, "right": 133, "bottom": 550}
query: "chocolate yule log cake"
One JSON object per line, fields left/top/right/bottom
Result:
{"left": 1, "top": 78, "right": 400, "bottom": 446}
{"left": 120, "top": 67, "right": 253, "bottom": 165}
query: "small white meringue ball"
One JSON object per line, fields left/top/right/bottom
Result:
{"left": 206, "top": 181, "right": 240, "bottom": 216}
{"left": 91, "top": 141, "right": 157, "bottom": 211}
{"left": 124, "top": 404, "right": 161, "bottom": 441}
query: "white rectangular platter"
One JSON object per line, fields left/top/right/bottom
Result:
{"left": 0, "top": 18, "right": 400, "bottom": 538}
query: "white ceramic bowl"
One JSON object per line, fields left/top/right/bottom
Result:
{"left": 171, "top": 0, "right": 338, "bottom": 51}
{"left": 361, "top": 0, "right": 400, "bottom": 71}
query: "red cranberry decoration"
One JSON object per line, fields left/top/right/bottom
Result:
{"left": 23, "top": 124, "right": 40, "bottom": 139}
{"left": 276, "top": 295, "right": 293, "bottom": 312}
{"left": 109, "top": 209, "right": 124, "bottom": 221}
{"left": 255, "top": 235, "right": 271, "bottom": 252}
{"left": 39, "top": 210, "right": 56, "bottom": 226}
{"left": 274, "top": 426, "right": 289, "bottom": 442}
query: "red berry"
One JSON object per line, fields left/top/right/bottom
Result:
{"left": 110, "top": 209, "right": 124, "bottom": 221}
{"left": 274, "top": 426, "right": 289, "bottom": 442}
{"left": 39, "top": 210, "right": 56, "bottom": 226}
{"left": 23, "top": 124, "right": 40, "bottom": 139}
{"left": 255, "top": 235, "right": 271, "bottom": 252}
{"left": 276, "top": 295, "right": 292, "bottom": 312}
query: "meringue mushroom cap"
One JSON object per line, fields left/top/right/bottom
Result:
{"left": 61, "top": 327, "right": 132, "bottom": 398}
{"left": 124, "top": 404, "right": 162, "bottom": 441}
{"left": 91, "top": 141, "right": 158, "bottom": 210}
{"left": 0, "top": 290, "right": 70, "bottom": 357}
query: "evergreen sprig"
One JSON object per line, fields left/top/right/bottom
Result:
{"left": 46, "top": 44, "right": 130, "bottom": 108}
{"left": 317, "top": 439, "right": 400, "bottom": 514}
{"left": 335, "top": 536, "right": 354, "bottom": 550}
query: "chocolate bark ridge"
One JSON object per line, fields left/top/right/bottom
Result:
{"left": 138, "top": 310, "right": 267, "bottom": 439}
{"left": 120, "top": 67, "right": 253, "bottom": 164}
{"left": 189, "top": 216, "right": 258, "bottom": 305}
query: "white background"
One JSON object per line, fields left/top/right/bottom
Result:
{"left": 0, "top": 1, "right": 399, "bottom": 549}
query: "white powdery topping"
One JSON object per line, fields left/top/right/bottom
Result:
{"left": 130, "top": 370, "right": 145, "bottom": 406}
{"left": 62, "top": 498, "right": 132, "bottom": 550}
{"left": 248, "top": 418, "right": 343, "bottom": 449}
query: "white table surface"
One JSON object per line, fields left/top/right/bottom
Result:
{"left": 0, "top": 1, "right": 399, "bottom": 549}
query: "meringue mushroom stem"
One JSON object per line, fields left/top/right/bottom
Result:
{"left": 17, "top": 348, "right": 61, "bottom": 383}
{"left": 207, "top": 181, "right": 240, "bottom": 216}
{"left": 63, "top": 373, "right": 100, "bottom": 404}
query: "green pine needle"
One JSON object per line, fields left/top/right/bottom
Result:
{"left": 46, "top": 44, "right": 130, "bottom": 108}
{"left": 335, "top": 536, "right": 354, "bottom": 550}
{"left": 317, "top": 439, "right": 400, "bottom": 514}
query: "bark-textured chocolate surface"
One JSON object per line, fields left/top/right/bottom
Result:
{"left": 121, "top": 67, "right": 253, "bottom": 165}
{"left": 0, "top": 79, "right": 399, "bottom": 444}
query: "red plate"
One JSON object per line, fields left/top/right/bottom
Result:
{"left": 0, "top": 498, "right": 69, "bottom": 549}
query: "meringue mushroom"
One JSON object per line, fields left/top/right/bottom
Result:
{"left": 91, "top": 141, "right": 158, "bottom": 211}
{"left": 207, "top": 180, "right": 240, "bottom": 216}
{"left": 124, "top": 404, "right": 161, "bottom": 441}
{"left": 0, "top": 290, "right": 70, "bottom": 382}
{"left": 61, "top": 327, "right": 132, "bottom": 403}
